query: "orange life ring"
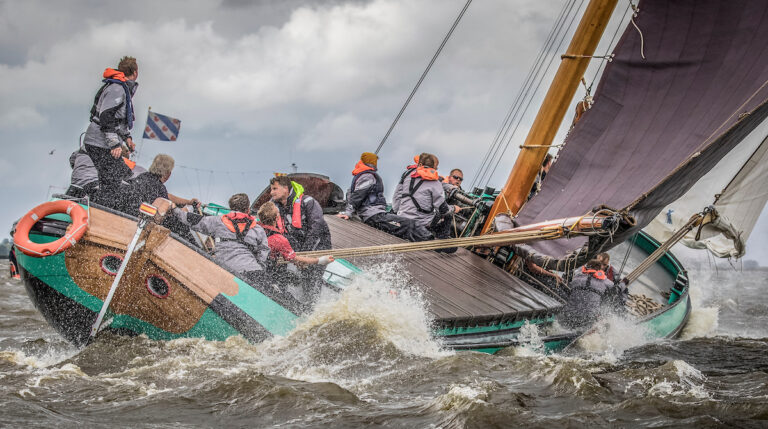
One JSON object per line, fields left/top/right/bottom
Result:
{"left": 13, "top": 200, "right": 89, "bottom": 257}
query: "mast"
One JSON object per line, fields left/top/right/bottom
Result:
{"left": 482, "top": 0, "right": 618, "bottom": 233}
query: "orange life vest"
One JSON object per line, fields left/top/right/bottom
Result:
{"left": 222, "top": 211, "right": 257, "bottom": 238}
{"left": 581, "top": 266, "right": 607, "bottom": 280}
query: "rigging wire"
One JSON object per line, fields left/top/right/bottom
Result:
{"left": 469, "top": 0, "right": 575, "bottom": 190}
{"left": 483, "top": 0, "right": 586, "bottom": 187}
{"left": 374, "top": 0, "right": 474, "bottom": 155}
{"left": 472, "top": 0, "right": 582, "bottom": 189}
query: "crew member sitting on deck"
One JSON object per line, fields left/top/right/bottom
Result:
{"left": 392, "top": 154, "right": 421, "bottom": 213}
{"left": 268, "top": 175, "right": 331, "bottom": 252}
{"left": 395, "top": 153, "right": 461, "bottom": 249}
{"left": 175, "top": 193, "right": 269, "bottom": 285}
{"left": 558, "top": 259, "right": 628, "bottom": 330}
{"left": 442, "top": 168, "right": 464, "bottom": 192}
{"left": 67, "top": 148, "right": 99, "bottom": 198}
{"left": 83, "top": 56, "right": 139, "bottom": 209}
{"left": 121, "top": 154, "right": 199, "bottom": 243}
{"left": 337, "top": 152, "right": 417, "bottom": 241}
{"left": 258, "top": 201, "right": 334, "bottom": 267}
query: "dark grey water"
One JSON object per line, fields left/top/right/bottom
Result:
{"left": 2, "top": 259, "right": 767, "bottom": 428}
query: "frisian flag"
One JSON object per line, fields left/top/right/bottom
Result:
{"left": 142, "top": 111, "right": 181, "bottom": 141}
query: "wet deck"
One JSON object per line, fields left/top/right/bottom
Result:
{"left": 325, "top": 215, "right": 562, "bottom": 327}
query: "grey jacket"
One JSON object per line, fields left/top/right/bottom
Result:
{"left": 391, "top": 167, "right": 417, "bottom": 213}
{"left": 559, "top": 270, "right": 626, "bottom": 329}
{"left": 84, "top": 81, "right": 136, "bottom": 149}
{"left": 69, "top": 149, "right": 99, "bottom": 187}
{"left": 396, "top": 174, "right": 449, "bottom": 227}
{"left": 344, "top": 172, "right": 386, "bottom": 221}
{"left": 174, "top": 209, "right": 269, "bottom": 275}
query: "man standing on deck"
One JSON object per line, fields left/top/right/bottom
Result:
{"left": 83, "top": 56, "right": 139, "bottom": 209}
{"left": 337, "top": 152, "right": 417, "bottom": 241}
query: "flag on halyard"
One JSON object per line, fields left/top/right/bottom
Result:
{"left": 142, "top": 111, "right": 181, "bottom": 141}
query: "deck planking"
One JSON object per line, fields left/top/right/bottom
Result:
{"left": 325, "top": 215, "right": 562, "bottom": 327}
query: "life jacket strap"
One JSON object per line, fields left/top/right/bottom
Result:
{"left": 406, "top": 178, "right": 433, "bottom": 214}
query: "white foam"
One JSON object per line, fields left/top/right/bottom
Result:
{"left": 294, "top": 260, "right": 450, "bottom": 359}
{"left": 575, "top": 313, "right": 651, "bottom": 360}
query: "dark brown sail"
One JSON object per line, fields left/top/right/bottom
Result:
{"left": 516, "top": 0, "right": 768, "bottom": 259}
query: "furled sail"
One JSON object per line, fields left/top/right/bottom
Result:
{"left": 515, "top": 0, "right": 768, "bottom": 261}
{"left": 644, "top": 119, "right": 768, "bottom": 258}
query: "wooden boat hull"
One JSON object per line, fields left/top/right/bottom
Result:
{"left": 12, "top": 202, "right": 311, "bottom": 346}
{"left": 13, "top": 202, "right": 689, "bottom": 353}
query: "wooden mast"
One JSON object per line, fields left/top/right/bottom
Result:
{"left": 481, "top": 0, "right": 618, "bottom": 233}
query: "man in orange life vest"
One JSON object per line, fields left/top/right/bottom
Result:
{"left": 558, "top": 259, "right": 628, "bottom": 329}
{"left": 337, "top": 152, "right": 417, "bottom": 241}
{"left": 175, "top": 193, "right": 269, "bottom": 284}
{"left": 83, "top": 56, "right": 139, "bottom": 209}
{"left": 395, "top": 153, "right": 461, "bottom": 248}
{"left": 392, "top": 154, "right": 421, "bottom": 214}
{"left": 268, "top": 176, "right": 331, "bottom": 252}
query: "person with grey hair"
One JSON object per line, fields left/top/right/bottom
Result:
{"left": 121, "top": 154, "right": 196, "bottom": 211}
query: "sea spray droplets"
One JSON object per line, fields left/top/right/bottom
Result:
{"left": 299, "top": 260, "right": 450, "bottom": 359}
{"left": 242, "top": 260, "right": 451, "bottom": 388}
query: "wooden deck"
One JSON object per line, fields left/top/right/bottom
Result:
{"left": 325, "top": 216, "right": 562, "bottom": 327}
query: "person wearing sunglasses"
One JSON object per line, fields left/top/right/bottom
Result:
{"left": 445, "top": 169, "right": 464, "bottom": 190}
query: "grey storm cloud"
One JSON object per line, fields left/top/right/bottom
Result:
{"left": 1, "top": 0, "right": 766, "bottom": 264}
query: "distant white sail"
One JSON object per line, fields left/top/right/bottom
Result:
{"left": 644, "top": 118, "right": 768, "bottom": 258}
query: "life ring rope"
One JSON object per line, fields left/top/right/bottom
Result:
{"left": 13, "top": 200, "right": 90, "bottom": 257}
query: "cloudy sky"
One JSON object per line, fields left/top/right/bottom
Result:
{"left": 1, "top": 0, "right": 766, "bottom": 263}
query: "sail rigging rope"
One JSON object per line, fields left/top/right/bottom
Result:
{"left": 373, "top": 0, "right": 474, "bottom": 155}
{"left": 469, "top": 0, "right": 578, "bottom": 190}
{"left": 480, "top": 0, "right": 586, "bottom": 188}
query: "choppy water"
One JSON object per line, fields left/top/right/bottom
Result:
{"left": 2, "top": 258, "right": 767, "bottom": 428}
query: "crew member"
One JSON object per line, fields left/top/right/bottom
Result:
{"left": 268, "top": 175, "right": 331, "bottom": 252}
{"left": 337, "top": 152, "right": 416, "bottom": 240}
{"left": 83, "top": 56, "right": 139, "bottom": 209}
{"left": 175, "top": 193, "right": 269, "bottom": 285}
{"left": 121, "top": 154, "right": 197, "bottom": 213}
{"left": 258, "top": 201, "right": 333, "bottom": 267}
{"left": 122, "top": 154, "right": 199, "bottom": 243}
{"left": 67, "top": 148, "right": 99, "bottom": 198}
{"left": 558, "top": 259, "right": 628, "bottom": 330}
{"left": 391, "top": 154, "right": 421, "bottom": 213}
{"left": 596, "top": 252, "right": 618, "bottom": 283}
{"left": 396, "top": 153, "right": 460, "bottom": 248}
{"left": 443, "top": 168, "right": 464, "bottom": 191}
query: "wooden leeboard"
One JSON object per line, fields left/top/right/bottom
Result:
{"left": 325, "top": 215, "right": 562, "bottom": 325}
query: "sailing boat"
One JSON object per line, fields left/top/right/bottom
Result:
{"left": 10, "top": 0, "right": 768, "bottom": 352}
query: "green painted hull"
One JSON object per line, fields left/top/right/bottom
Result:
{"left": 14, "top": 208, "right": 688, "bottom": 353}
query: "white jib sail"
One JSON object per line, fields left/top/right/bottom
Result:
{"left": 644, "top": 117, "right": 768, "bottom": 258}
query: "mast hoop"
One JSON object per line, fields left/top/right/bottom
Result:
{"left": 561, "top": 53, "right": 614, "bottom": 61}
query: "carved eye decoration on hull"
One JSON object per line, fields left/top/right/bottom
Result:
{"left": 146, "top": 275, "right": 171, "bottom": 299}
